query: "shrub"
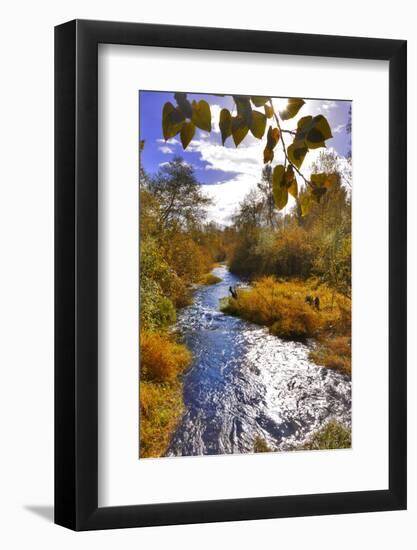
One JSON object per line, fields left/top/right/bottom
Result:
{"left": 163, "top": 232, "right": 211, "bottom": 284}
{"left": 302, "top": 419, "right": 351, "bottom": 450}
{"left": 271, "top": 225, "right": 317, "bottom": 278}
{"left": 140, "top": 276, "right": 176, "bottom": 331}
{"left": 200, "top": 273, "right": 222, "bottom": 285}
{"left": 221, "top": 276, "right": 351, "bottom": 375}
{"left": 139, "top": 380, "right": 184, "bottom": 458}
{"left": 309, "top": 336, "right": 351, "bottom": 376}
{"left": 140, "top": 331, "right": 192, "bottom": 383}
{"left": 254, "top": 436, "right": 272, "bottom": 453}
{"left": 222, "top": 277, "right": 329, "bottom": 340}
{"left": 139, "top": 331, "right": 192, "bottom": 458}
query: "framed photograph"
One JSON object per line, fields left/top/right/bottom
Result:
{"left": 55, "top": 19, "right": 406, "bottom": 530}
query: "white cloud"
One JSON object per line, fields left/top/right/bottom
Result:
{"left": 159, "top": 145, "right": 173, "bottom": 154}
{"left": 199, "top": 142, "right": 350, "bottom": 225}
{"left": 156, "top": 137, "right": 180, "bottom": 145}
{"left": 208, "top": 104, "right": 223, "bottom": 133}
{"left": 333, "top": 123, "right": 345, "bottom": 134}
{"left": 187, "top": 136, "right": 274, "bottom": 178}
{"left": 321, "top": 100, "right": 337, "bottom": 110}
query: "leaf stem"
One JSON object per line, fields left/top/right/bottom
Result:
{"left": 269, "top": 99, "right": 311, "bottom": 189}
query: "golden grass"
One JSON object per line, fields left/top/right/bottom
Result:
{"left": 139, "top": 380, "right": 184, "bottom": 458}
{"left": 140, "top": 330, "right": 192, "bottom": 383}
{"left": 139, "top": 330, "right": 192, "bottom": 458}
{"left": 221, "top": 276, "right": 351, "bottom": 375}
{"left": 309, "top": 336, "right": 351, "bottom": 376}
{"left": 199, "top": 273, "right": 223, "bottom": 285}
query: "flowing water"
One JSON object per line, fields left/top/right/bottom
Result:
{"left": 167, "top": 265, "right": 351, "bottom": 456}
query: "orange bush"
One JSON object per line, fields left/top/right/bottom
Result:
{"left": 140, "top": 380, "right": 184, "bottom": 458}
{"left": 140, "top": 330, "right": 192, "bottom": 382}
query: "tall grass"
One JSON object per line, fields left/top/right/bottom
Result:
{"left": 139, "top": 330, "right": 192, "bottom": 458}
{"left": 221, "top": 276, "right": 351, "bottom": 374}
{"left": 140, "top": 331, "right": 191, "bottom": 383}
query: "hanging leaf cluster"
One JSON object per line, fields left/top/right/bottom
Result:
{"left": 219, "top": 95, "right": 271, "bottom": 147}
{"left": 162, "top": 92, "right": 212, "bottom": 149}
{"left": 161, "top": 92, "right": 335, "bottom": 214}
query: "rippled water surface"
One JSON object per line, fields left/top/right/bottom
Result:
{"left": 167, "top": 266, "right": 351, "bottom": 456}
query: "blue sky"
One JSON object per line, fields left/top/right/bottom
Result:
{"left": 139, "top": 91, "right": 351, "bottom": 225}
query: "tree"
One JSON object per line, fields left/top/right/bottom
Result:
{"left": 257, "top": 164, "right": 277, "bottom": 228}
{"left": 148, "top": 156, "right": 212, "bottom": 231}
{"left": 161, "top": 94, "right": 336, "bottom": 214}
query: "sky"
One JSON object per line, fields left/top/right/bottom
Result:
{"left": 139, "top": 91, "right": 352, "bottom": 225}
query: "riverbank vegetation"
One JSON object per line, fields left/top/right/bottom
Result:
{"left": 200, "top": 273, "right": 223, "bottom": 285}
{"left": 301, "top": 419, "right": 351, "bottom": 450}
{"left": 253, "top": 419, "right": 351, "bottom": 454}
{"left": 223, "top": 150, "right": 351, "bottom": 376}
{"left": 140, "top": 93, "right": 352, "bottom": 457}
{"left": 139, "top": 155, "right": 226, "bottom": 457}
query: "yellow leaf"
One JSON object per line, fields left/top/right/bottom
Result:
{"left": 232, "top": 116, "right": 249, "bottom": 147}
{"left": 219, "top": 109, "right": 232, "bottom": 145}
{"left": 251, "top": 96, "right": 269, "bottom": 107}
{"left": 250, "top": 111, "right": 267, "bottom": 139}
{"left": 180, "top": 121, "right": 195, "bottom": 149}
{"left": 162, "top": 102, "right": 185, "bottom": 140}
{"left": 279, "top": 98, "right": 305, "bottom": 121}
{"left": 191, "top": 100, "right": 211, "bottom": 132}
{"left": 272, "top": 165, "right": 288, "bottom": 209}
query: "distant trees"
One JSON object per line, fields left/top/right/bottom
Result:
{"left": 148, "top": 156, "right": 212, "bottom": 232}
{"left": 228, "top": 149, "right": 351, "bottom": 296}
{"left": 139, "top": 155, "right": 227, "bottom": 458}
{"left": 257, "top": 164, "right": 276, "bottom": 228}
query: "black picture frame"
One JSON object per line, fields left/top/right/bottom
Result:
{"left": 55, "top": 19, "right": 407, "bottom": 531}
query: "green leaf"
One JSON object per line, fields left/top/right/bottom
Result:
{"left": 219, "top": 108, "right": 232, "bottom": 145}
{"left": 180, "top": 121, "right": 195, "bottom": 149}
{"left": 279, "top": 98, "right": 305, "bottom": 120}
{"left": 174, "top": 92, "right": 192, "bottom": 119}
{"left": 288, "top": 142, "right": 308, "bottom": 169}
{"left": 264, "top": 104, "right": 274, "bottom": 118}
{"left": 272, "top": 165, "right": 288, "bottom": 209}
{"left": 294, "top": 116, "right": 312, "bottom": 141}
{"left": 305, "top": 115, "right": 332, "bottom": 148}
{"left": 251, "top": 96, "right": 269, "bottom": 107}
{"left": 191, "top": 100, "right": 212, "bottom": 132}
{"left": 231, "top": 116, "right": 249, "bottom": 147}
{"left": 294, "top": 115, "right": 333, "bottom": 149}
{"left": 162, "top": 102, "right": 185, "bottom": 140}
{"left": 250, "top": 110, "right": 267, "bottom": 139}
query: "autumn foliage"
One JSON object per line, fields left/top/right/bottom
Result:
{"left": 139, "top": 155, "right": 226, "bottom": 457}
